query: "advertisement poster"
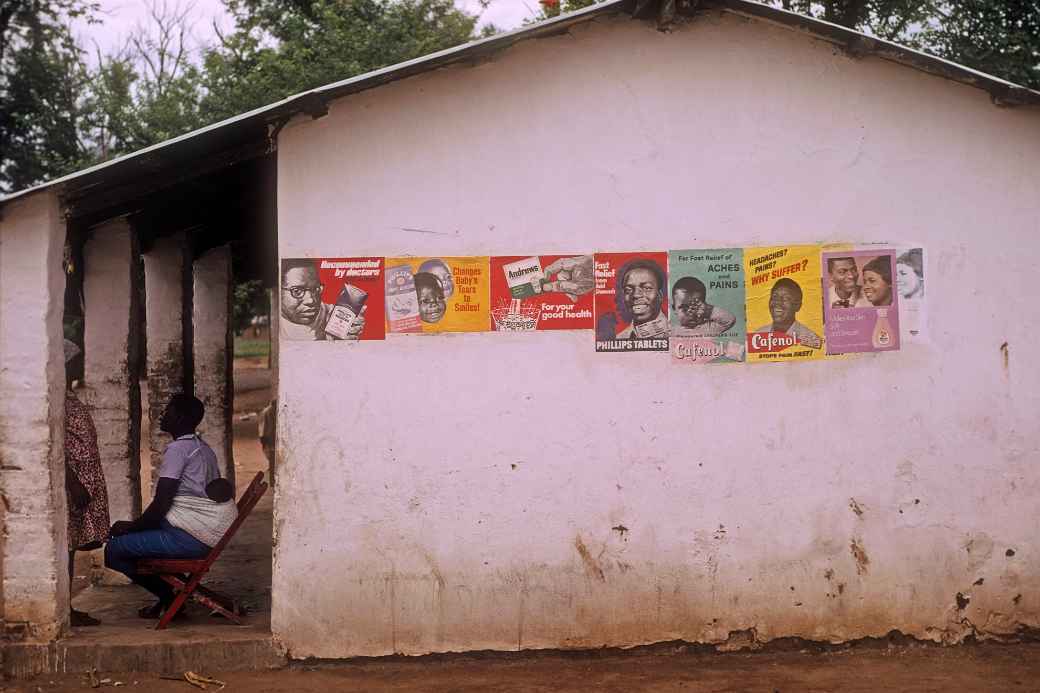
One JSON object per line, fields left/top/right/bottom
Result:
{"left": 669, "top": 249, "right": 745, "bottom": 364}
{"left": 594, "top": 252, "right": 669, "bottom": 353}
{"left": 823, "top": 249, "right": 900, "bottom": 354}
{"left": 384, "top": 256, "right": 490, "bottom": 333}
{"left": 279, "top": 257, "right": 385, "bottom": 341}
{"left": 895, "top": 247, "right": 925, "bottom": 342}
{"left": 489, "top": 255, "right": 594, "bottom": 331}
{"left": 744, "top": 245, "right": 824, "bottom": 362}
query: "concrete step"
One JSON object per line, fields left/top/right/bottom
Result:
{"left": 4, "top": 624, "right": 284, "bottom": 679}
{"left": 4, "top": 585, "right": 284, "bottom": 679}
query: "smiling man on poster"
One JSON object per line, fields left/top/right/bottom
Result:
{"left": 617, "top": 259, "right": 668, "bottom": 339}
{"left": 752, "top": 278, "right": 822, "bottom": 349}
{"left": 594, "top": 252, "right": 669, "bottom": 353}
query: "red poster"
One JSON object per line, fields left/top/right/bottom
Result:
{"left": 594, "top": 252, "right": 669, "bottom": 352}
{"left": 489, "top": 255, "right": 594, "bottom": 331}
{"left": 279, "top": 257, "right": 385, "bottom": 341}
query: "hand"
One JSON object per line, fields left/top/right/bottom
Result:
{"left": 67, "top": 473, "right": 91, "bottom": 511}
{"left": 109, "top": 521, "right": 134, "bottom": 537}
{"left": 542, "top": 255, "right": 594, "bottom": 302}
{"left": 343, "top": 314, "right": 365, "bottom": 340}
{"left": 326, "top": 313, "right": 366, "bottom": 341}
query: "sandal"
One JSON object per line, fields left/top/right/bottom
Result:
{"left": 71, "top": 609, "right": 101, "bottom": 627}
{"left": 138, "top": 601, "right": 167, "bottom": 619}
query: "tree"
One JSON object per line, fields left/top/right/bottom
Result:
{"left": 760, "top": 1, "right": 1039, "bottom": 90}
{"left": 529, "top": 0, "right": 602, "bottom": 22}
{"left": 761, "top": 1, "right": 939, "bottom": 43}
{"left": 232, "top": 279, "right": 270, "bottom": 335}
{"left": 80, "top": 1, "right": 205, "bottom": 162}
{"left": 124, "top": 0, "right": 205, "bottom": 146}
{"left": 200, "top": 0, "right": 479, "bottom": 123}
{"left": 917, "top": 1, "right": 1040, "bottom": 90}
{"left": 0, "top": 0, "right": 95, "bottom": 192}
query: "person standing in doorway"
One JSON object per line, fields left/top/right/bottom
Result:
{"left": 63, "top": 340, "right": 110, "bottom": 627}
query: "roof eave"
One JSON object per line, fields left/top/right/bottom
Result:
{"left": 2, "top": 0, "right": 1037, "bottom": 209}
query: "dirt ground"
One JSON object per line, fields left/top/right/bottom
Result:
{"left": 6, "top": 642, "right": 1040, "bottom": 692}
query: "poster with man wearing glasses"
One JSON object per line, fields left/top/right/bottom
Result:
{"left": 668, "top": 249, "right": 746, "bottom": 364}
{"left": 279, "top": 257, "right": 385, "bottom": 341}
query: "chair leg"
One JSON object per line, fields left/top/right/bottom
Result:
{"left": 192, "top": 585, "right": 243, "bottom": 625}
{"left": 155, "top": 573, "right": 200, "bottom": 630}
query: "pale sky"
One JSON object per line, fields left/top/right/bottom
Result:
{"left": 76, "top": 0, "right": 537, "bottom": 61}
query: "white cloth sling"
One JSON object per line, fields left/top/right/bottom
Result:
{"left": 165, "top": 495, "right": 238, "bottom": 548}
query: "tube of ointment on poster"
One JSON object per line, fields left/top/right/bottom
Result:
{"left": 325, "top": 284, "right": 368, "bottom": 339}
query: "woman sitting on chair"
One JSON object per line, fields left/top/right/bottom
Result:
{"left": 105, "top": 394, "right": 237, "bottom": 619}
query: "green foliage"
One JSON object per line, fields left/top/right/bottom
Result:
{"left": 529, "top": 0, "right": 602, "bottom": 22}
{"left": 0, "top": 0, "right": 97, "bottom": 191}
{"left": 2, "top": 0, "right": 1039, "bottom": 194}
{"left": 200, "top": 0, "right": 478, "bottom": 123}
{"left": 917, "top": 1, "right": 1040, "bottom": 90}
{"left": 763, "top": 0, "right": 1040, "bottom": 90}
{"left": 763, "top": 1, "right": 939, "bottom": 41}
{"left": 233, "top": 279, "right": 270, "bottom": 335}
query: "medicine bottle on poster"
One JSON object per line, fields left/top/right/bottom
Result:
{"left": 324, "top": 284, "right": 368, "bottom": 339}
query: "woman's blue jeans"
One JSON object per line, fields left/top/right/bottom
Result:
{"left": 104, "top": 519, "right": 210, "bottom": 603}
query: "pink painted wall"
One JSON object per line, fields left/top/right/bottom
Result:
{"left": 273, "top": 11, "right": 1040, "bottom": 658}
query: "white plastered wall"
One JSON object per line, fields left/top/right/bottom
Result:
{"left": 0, "top": 190, "right": 70, "bottom": 640}
{"left": 273, "top": 12, "right": 1040, "bottom": 658}
{"left": 83, "top": 217, "right": 141, "bottom": 523}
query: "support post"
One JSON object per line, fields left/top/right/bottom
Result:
{"left": 143, "top": 233, "right": 192, "bottom": 483}
{"left": 82, "top": 217, "right": 142, "bottom": 520}
{"left": 0, "top": 190, "right": 70, "bottom": 641}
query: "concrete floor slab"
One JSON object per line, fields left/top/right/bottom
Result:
{"left": 4, "top": 585, "right": 283, "bottom": 678}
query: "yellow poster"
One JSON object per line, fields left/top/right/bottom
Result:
{"left": 384, "top": 256, "right": 490, "bottom": 333}
{"left": 744, "top": 245, "right": 824, "bottom": 363}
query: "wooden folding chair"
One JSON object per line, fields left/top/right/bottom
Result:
{"left": 137, "top": 471, "right": 269, "bottom": 630}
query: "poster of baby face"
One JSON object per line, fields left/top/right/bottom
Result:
{"left": 489, "top": 255, "right": 594, "bottom": 331}
{"left": 279, "top": 257, "right": 385, "bottom": 341}
{"left": 384, "top": 257, "right": 490, "bottom": 334}
{"left": 593, "top": 252, "right": 669, "bottom": 353}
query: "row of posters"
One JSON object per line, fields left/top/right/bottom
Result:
{"left": 279, "top": 246, "right": 925, "bottom": 363}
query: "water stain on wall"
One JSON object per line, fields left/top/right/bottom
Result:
{"left": 574, "top": 535, "right": 606, "bottom": 582}
{"left": 850, "top": 538, "right": 870, "bottom": 575}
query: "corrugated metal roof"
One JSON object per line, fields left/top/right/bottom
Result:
{"left": 2, "top": 0, "right": 1037, "bottom": 209}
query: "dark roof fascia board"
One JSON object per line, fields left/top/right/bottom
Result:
{"left": 2, "top": 0, "right": 1038, "bottom": 209}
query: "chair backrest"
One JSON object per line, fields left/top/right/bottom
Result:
{"left": 199, "top": 471, "right": 268, "bottom": 568}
